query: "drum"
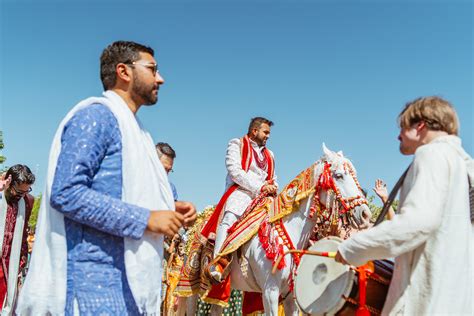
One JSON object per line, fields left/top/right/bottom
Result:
{"left": 294, "top": 236, "right": 393, "bottom": 315}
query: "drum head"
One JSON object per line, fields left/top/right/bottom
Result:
{"left": 295, "top": 236, "right": 355, "bottom": 315}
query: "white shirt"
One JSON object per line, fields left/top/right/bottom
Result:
{"left": 223, "top": 138, "right": 276, "bottom": 216}
{"left": 339, "top": 135, "right": 473, "bottom": 315}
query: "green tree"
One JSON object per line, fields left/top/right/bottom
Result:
{"left": 29, "top": 194, "right": 42, "bottom": 231}
{"left": 0, "top": 131, "right": 6, "bottom": 166}
{"left": 369, "top": 194, "right": 399, "bottom": 223}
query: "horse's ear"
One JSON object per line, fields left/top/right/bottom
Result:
{"left": 322, "top": 143, "right": 333, "bottom": 158}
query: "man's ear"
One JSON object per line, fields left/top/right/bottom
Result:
{"left": 250, "top": 127, "right": 258, "bottom": 137}
{"left": 116, "top": 63, "right": 132, "bottom": 84}
{"left": 416, "top": 121, "right": 426, "bottom": 132}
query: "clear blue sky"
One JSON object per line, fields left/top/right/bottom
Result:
{"left": 1, "top": 0, "right": 472, "bottom": 211}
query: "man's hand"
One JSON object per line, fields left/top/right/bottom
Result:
{"left": 335, "top": 251, "right": 349, "bottom": 265}
{"left": 373, "top": 179, "right": 388, "bottom": 203}
{"left": 175, "top": 201, "right": 197, "bottom": 227}
{"left": 0, "top": 174, "right": 11, "bottom": 192}
{"left": 147, "top": 211, "right": 185, "bottom": 238}
{"left": 261, "top": 184, "right": 278, "bottom": 195}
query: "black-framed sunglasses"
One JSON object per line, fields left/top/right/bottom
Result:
{"left": 11, "top": 185, "right": 32, "bottom": 196}
{"left": 125, "top": 62, "right": 159, "bottom": 76}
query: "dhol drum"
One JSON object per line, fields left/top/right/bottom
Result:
{"left": 295, "top": 236, "right": 393, "bottom": 315}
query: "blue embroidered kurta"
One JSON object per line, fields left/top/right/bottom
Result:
{"left": 50, "top": 104, "right": 150, "bottom": 315}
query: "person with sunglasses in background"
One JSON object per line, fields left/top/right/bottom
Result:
{"left": 0, "top": 164, "right": 35, "bottom": 314}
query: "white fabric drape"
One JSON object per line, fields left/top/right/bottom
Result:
{"left": 16, "top": 90, "right": 174, "bottom": 315}
{"left": 0, "top": 197, "right": 26, "bottom": 315}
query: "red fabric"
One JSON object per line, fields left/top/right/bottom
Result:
{"left": 0, "top": 264, "right": 7, "bottom": 308}
{"left": 263, "top": 148, "right": 274, "bottom": 181}
{"left": 242, "top": 292, "right": 264, "bottom": 315}
{"left": 356, "top": 264, "right": 373, "bottom": 316}
{"left": 206, "top": 274, "right": 231, "bottom": 303}
{"left": 201, "top": 185, "right": 238, "bottom": 239}
{"left": 0, "top": 194, "right": 34, "bottom": 308}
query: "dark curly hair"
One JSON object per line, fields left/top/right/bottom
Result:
{"left": 5, "top": 164, "right": 35, "bottom": 186}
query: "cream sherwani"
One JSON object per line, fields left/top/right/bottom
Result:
{"left": 339, "top": 135, "right": 473, "bottom": 315}
{"left": 214, "top": 138, "right": 277, "bottom": 256}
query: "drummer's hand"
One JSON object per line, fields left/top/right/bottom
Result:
{"left": 335, "top": 251, "right": 349, "bottom": 265}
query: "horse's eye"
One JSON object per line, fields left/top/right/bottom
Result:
{"left": 334, "top": 173, "right": 344, "bottom": 180}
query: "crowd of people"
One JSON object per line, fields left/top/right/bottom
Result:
{"left": 0, "top": 40, "right": 472, "bottom": 315}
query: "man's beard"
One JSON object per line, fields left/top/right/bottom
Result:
{"left": 255, "top": 136, "right": 267, "bottom": 147}
{"left": 132, "top": 75, "right": 157, "bottom": 105}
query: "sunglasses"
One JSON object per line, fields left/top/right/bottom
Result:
{"left": 125, "top": 62, "right": 159, "bottom": 76}
{"left": 11, "top": 185, "right": 32, "bottom": 196}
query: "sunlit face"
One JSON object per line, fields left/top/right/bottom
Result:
{"left": 160, "top": 155, "right": 174, "bottom": 174}
{"left": 4, "top": 182, "right": 31, "bottom": 204}
{"left": 251, "top": 123, "right": 271, "bottom": 147}
{"left": 130, "top": 52, "right": 165, "bottom": 106}
{"left": 398, "top": 123, "right": 422, "bottom": 155}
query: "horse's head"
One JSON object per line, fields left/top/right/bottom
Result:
{"left": 310, "top": 144, "right": 371, "bottom": 230}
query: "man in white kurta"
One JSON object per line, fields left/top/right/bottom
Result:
{"left": 213, "top": 118, "right": 278, "bottom": 259}
{"left": 336, "top": 96, "right": 473, "bottom": 315}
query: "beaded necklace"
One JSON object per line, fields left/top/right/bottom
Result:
{"left": 252, "top": 147, "right": 268, "bottom": 170}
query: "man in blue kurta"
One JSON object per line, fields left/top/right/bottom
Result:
{"left": 16, "top": 41, "right": 196, "bottom": 315}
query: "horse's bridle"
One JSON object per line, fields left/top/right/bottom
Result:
{"left": 309, "top": 161, "right": 368, "bottom": 221}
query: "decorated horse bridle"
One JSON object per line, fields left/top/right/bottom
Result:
{"left": 309, "top": 160, "right": 368, "bottom": 222}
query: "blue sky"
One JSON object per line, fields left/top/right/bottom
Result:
{"left": 1, "top": 0, "right": 472, "bottom": 211}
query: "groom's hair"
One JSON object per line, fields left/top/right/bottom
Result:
{"left": 100, "top": 41, "right": 154, "bottom": 90}
{"left": 5, "top": 164, "right": 35, "bottom": 186}
{"left": 248, "top": 117, "right": 274, "bottom": 134}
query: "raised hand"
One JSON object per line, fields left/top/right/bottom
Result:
{"left": 373, "top": 179, "right": 388, "bottom": 203}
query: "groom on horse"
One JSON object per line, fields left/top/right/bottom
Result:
{"left": 204, "top": 117, "right": 278, "bottom": 284}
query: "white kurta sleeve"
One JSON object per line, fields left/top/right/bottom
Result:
{"left": 226, "top": 138, "right": 267, "bottom": 196}
{"left": 338, "top": 145, "right": 449, "bottom": 267}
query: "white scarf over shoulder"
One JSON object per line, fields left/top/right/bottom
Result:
{"left": 0, "top": 196, "right": 26, "bottom": 316}
{"left": 16, "top": 91, "right": 174, "bottom": 315}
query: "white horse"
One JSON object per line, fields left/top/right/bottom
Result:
{"left": 183, "top": 144, "right": 371, "bottom": 316}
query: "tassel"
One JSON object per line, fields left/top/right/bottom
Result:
{"left": 356, "top": 263, "right": 374, "bottom": 316}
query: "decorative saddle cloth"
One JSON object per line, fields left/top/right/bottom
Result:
{"left": 220, "top": 163, "right": 316, "bottom": 257}
{"left": 176, "top": 164, "right": 317, "bottom": 313}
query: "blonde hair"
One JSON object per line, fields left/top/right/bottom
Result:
{"left": 398, "top": 96, "right": 459, "bottom": 135}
